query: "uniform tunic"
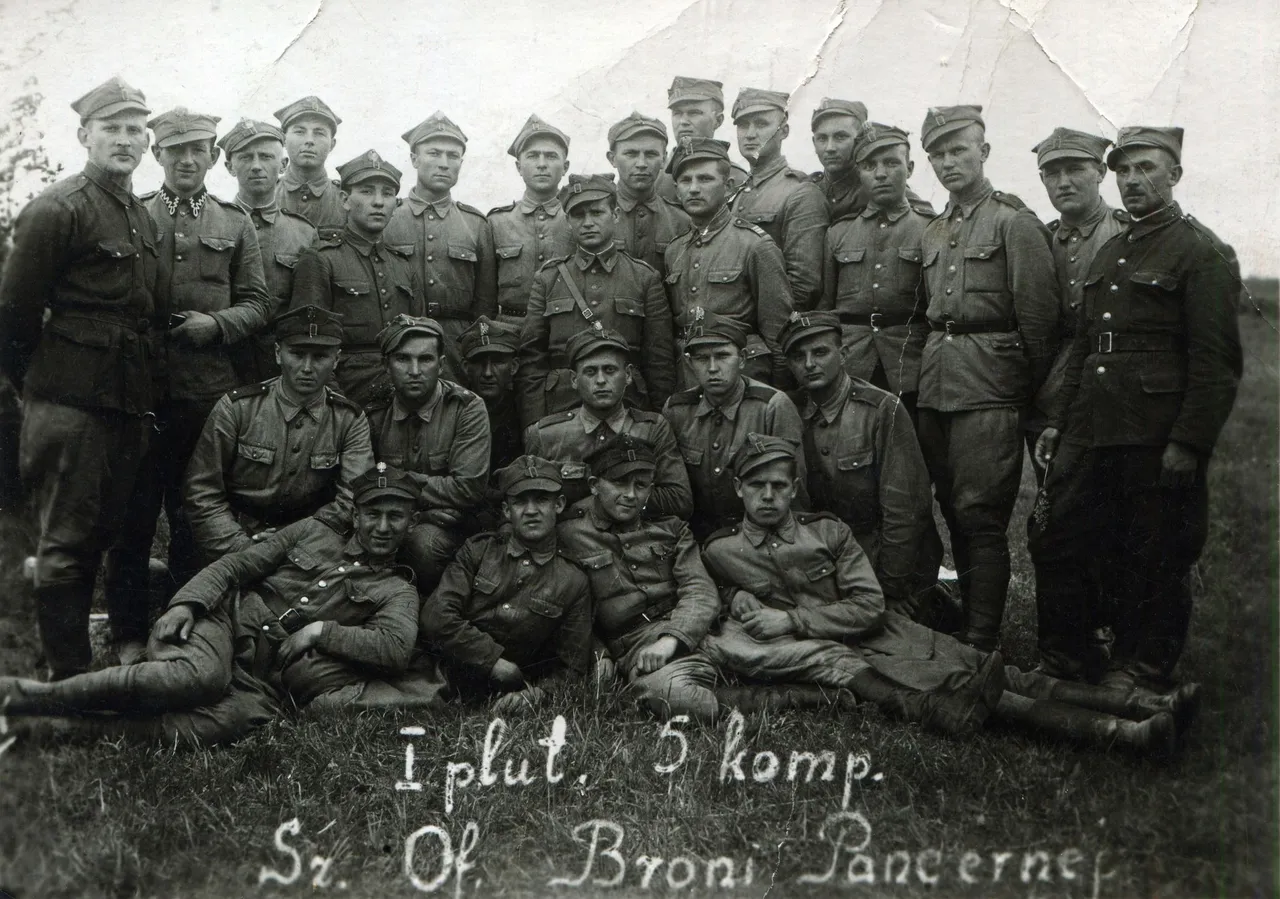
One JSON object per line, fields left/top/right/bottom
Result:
{"left": 275, "top": 170, "right": 346, "bottom": 237}
{"left": 485, "top": 196, "right": 573, "bottom": 320}
{"left": 613, "top": 186, "right": 691, "bottom": 277}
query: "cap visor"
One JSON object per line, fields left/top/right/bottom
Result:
{"left": 89, "top": 100, "right": 151, "bottom": 120}
{"left": 736, "top": 450, "right": 793, "bottom": 478}
{"left": 354, "top": 486, "right": 419, "bottom": 504}
{"left": 613, "top": 125, "right": 666, "bottom": 144}
{"left": 463, "top": 345, "right": 517, "bottom": 360}
{"left": 1038, "top": 148, "right": 1101, "bottom": 167}
{"left": 156, "top": 130, "right": 218, "bottom": 149}
{"left": 684, "top": 334, "right": 740, "bottom": 351}
{"left": 1106, "top": 141, "right": 1175, "bottom": 170}
{"left": 733, "top": 103, "right": 779, "bottom": 121}
{"left": 668, "top": 92, "right": 721, "bottom": 108}
{"left": 343, "top": 172, "right": 400, "bottom": 189}
{"left": 781, "top": 325, "right": 840, "bottom": 355}
{"left": 564, "top": 190, "right": 615, "bottom": 211}
{"left": 923, "top": 120, "right": 976, "bottom": 151}
{"left": 505, "top": 477, "right": 562, "bottom": 496}
{"left": 596, "top": 460, "right": 658, "bottom": 481}
{"left": 279, "top": 335, "right": 343, "bottom": 347}
{"left": 854, "top": 137, "right": 909, "bottom": 164}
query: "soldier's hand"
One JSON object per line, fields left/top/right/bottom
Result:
{"left": 251, "top": 527, "right": 279, "bottom": 542}
{"left": 594, "top": 654, "right": 617, "bottom": 687}
{"left": 1034, "top": 427, "right": 1061, "bottom": 470}
{"left": 489, "top": 657, "right": 526, "bottom": 689}
{"left": 170, "top": 311, "right": 221, "bottom": 347}
{"left": 632, "top": 635, "right": 680, "bottom": 675}
{"left": 1159, "top": 441, "right": 1199, "bottom": 489}
{"left": 730, "top": 590, "right": 764, "bottom": 618}
{"left": 154, "top": 603, "right": 198, "bottom": 644}
{"left": 492, "top": 685, "right": 545, "bottom": 716}
{"left": 277, "top": 621, "right": 326, "bottom": 669}
{"left": 740, "top": 608, "right": 794, "bottom": 640}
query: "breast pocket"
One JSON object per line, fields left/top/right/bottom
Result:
{"left": 836, "top": 446, "right": 880, "bottom": 531}
{"left": 834, "top": 248, "right": 867, "bottom": 301}
{"left": 611, "top": 296, "right": 645, "bottom": 342}
{"left": 1127, "top": 270, "right": 1182, "bottom": 326}
{"left": 232, "top": 441, "right": 278, "bottom": 490}
{"left": 332, "top": 279, "right": 375, "bottom": 331}
{"left": 496, "top": 244, "right": 525, "bottom": 287}
{"left": 803, "top": 556, "right": 839, "bottom": 603}
{"left": 198, "top": 236, "right": 237, "bottom": 283}
{"left": 962, "top": 244, "right": 1006, "bottom": 294}
{"left": 893, "top": 248, "right": 924, "bottom": 294}
{"left": 309, "top": 451, "right": 339, "bottom": 472}
{"left": 679, "top": 444, "right": 704, "bottom": 467}
{"left": 90, "top": 239, "right": 140, "bottom": 300}
{"left": 706, "top": 268, "right": 744, "bottom": 308}
{"left": 576, "top": 552, "right": 624, "bottom": 603}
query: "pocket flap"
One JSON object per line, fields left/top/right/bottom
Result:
{"left": 544, "top": 297, "right": 577, "bottom": 316}
{"left": 578, "top": 552, "right": 614, "bottom": 571}
{"left": 309, "top": 452, "right": 338, "bottom": 470}
{"left": 97, "top": 239, "right": 138, "bottom": 259}
{"left": 963, "top": 245, "right": 1000, "bottom": 260}
{"left": 560, "top": 462, "right": 587, "bottom": 480}
{"left": 496, "top": 244, "right": 523, "bottom": 260}
{"left": 447, "top": 244, "right": 478, "bottom": 263}
{"left": 837, "top": 449, "right": 875, "bottom": 471}
{"left": 334, "top": 279, "right": 371, "bottom": 296}
{"left": 613, "top": 296, "right": 643, "bottom": 317}
{"left": 237, "top": 442, "right": 276, "bottom": 465}
{"left": 835, "top": 248, "right": 866, "bottom": 264}
{"left": 664, "top": 272, "right": 681, "bottom": 285}
{"left": 274, "top": 253, "right": 300, "bottom": 269}
{"left": 1139, "top": 369, "right": 1185, "bottom": 394}
{"left": 805, "top": 558, "right": 836, "bottom": 581}
{"left": 680, "top": 445, "right": 704, "bottom": 466}
{"left": 286, "top": 546, "right": 320, "bottom": 570}
{"left": 473, "top": 574, "right": 499, "bottom": 594}
{"left": 897, "top": 248, "right": 923, "bottom": 264}
{"left": 1131, "top": 271, "right": 1179, "bottom": 291}
{"left": 526, "top": 596, "right": 563, "bottom": 618}
{"left": 1084, "top": 273, "right": 1105, "bottom": 288}
{"left": 746, "top": 212, "right": 777, "bottom": 224}
{"left": 707, "top": 269, "right": 742, "bottom": 284}
{"left": 199, "top": 236, "right": 237, "bottom": 252}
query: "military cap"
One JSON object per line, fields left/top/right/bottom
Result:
{"left": 336, "top": 149, "right": 402, "bottom": 190}
{"left": 402, "top": 111, "right": 468, "bottom": 150}
{"left": 71, "top": 76, "right": 150, "bottom": 122}
{"left": 732, "top": 433, "right": 798, "bottom": 478}
{"left": 217, "top": 118, "right": 285, "bottom": 156}
{"left": 682, "top": 307, "right": 751, "bottom": 351}
{"left": 1033, "top": 127, "right": 1111, "bottom": 167}
{"left": 352, "top": 462, "right": 419, "bottom": 504}
{"left": 560, "top": 173, "right": 617, "bottom": 212}
{"left": 586, "top": 433, "right": 658, "bottom": 481}
{"left": 508, "top": 114, "right": 570, "bottom": 157}
{"left": 608, "top": 111, "right": 668, "bottom": 147}
{"left": 274, "top": 304, "right": 344, "bottom": 346}
{"left": 854, "top": 122, "right": 910, "bottom": 164}
{"left": 274, "top": 96, "right": 341, "bottom": 132}
{"left": 732, "top": 88, "right": 790, "bottom": 122}
{"left": 668, "top": 76, "right": 725, "bottom": 109}
{"left": 811, "top": 98, "right": 868, "bottom": 131}
{"left": 496, "top": 455, "right": 563, "bottom": 496}
{"left": 565, "top": 325, "right": 632, "bottom": 367}
{"left": 778, "top": 310, "right": 842, "bottom": 355}
{"left": 920, "top": 105, "right": 984, "bottom": 151}
{"left": 668, "top": 137, "right": 732, "bottom": 177}
{"left": 458, "top": 315, "right": 519, "bottom": 359}
{"left": 377, "top": 314, "right": 445, "bottom": 355}
{"left": 147, "top": 107, "right": 221, "bottom": 149}
{"left": 1106, "top": 126, "right": 1184, "bottom": 169}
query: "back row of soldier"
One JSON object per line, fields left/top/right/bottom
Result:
{"left": 0, "top": 74, "right": 1239, "bottom": 758}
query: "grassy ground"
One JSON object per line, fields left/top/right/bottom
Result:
{"left": 0, "top": 315, "right": 1275, "bottom": 899}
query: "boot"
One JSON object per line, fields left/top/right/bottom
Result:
{"left": 1047, "top": 680, "right": 1200, "bottom": 735}
{"left": 849, "top": 652, "right": 1005, "bottom": 736}
{"left": 956, "top": 540, "right": 1010, "bottom": 652}
{"left": 994, "top": 692, "right": 1177, "bottom": 759}
{"left": 33, "top": 583, "right": 95, "bottom": 680}
{"left": 713, "top": 684, "right": 857, "bottom": 714}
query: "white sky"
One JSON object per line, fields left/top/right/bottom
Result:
{"left": 1, "top": 0, "right": 1276, "bottom": 275}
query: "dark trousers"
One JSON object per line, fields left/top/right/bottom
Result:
{"left": 1028, "top": 444, "right": 1207, "bottom": 683}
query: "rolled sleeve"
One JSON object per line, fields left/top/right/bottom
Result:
{"left": 317, "top": 582, "right": 418, "bottom": 674}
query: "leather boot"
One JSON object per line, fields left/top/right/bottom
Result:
{"left": 994, "top": 692, "right": 1177, "bottom": 759}
{"left": 33, "top": 583, "right": 94, "bottom": 680}
{"left": 849, "top": 652, "right": 1005, "bottom": 736}
{"left": 713, "top": 685, "right": 857, "bottom": 714}
{"left": 956, "top": 539, "right": 1010, "bottom": 652}
{"left": 1048, "top": 680, "right": 1200, "bottom": 734}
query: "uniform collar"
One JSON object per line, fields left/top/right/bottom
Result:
{"left": 942, "top": 178, "right": 994, "bottom": 219}
{"left": 82, "top": 162, "right": 135, "bottom": 206}
{"left": 273, "top": 379, "right": 326, "bottom": 422}
{"left": 1127, "top": 201, "right": 1183, "bottom": 241}
{"left": 1054, "top": 200, "right": 1111, "bottom": 243}
{"left": 343, "top": 536, "right": 392, "bottom": 568}
{"left": 158, "top": 184, "right": 209, "bottom": 218}
{"left": 579, "top": 403, "right": 630, "bottom": 434}
{"left": 392, "top": 383, "right": 443, "bottom": 422}
{"left": 861, "top": 199, "right": 911, "bottom": 222}
{"left": 742, "top": 512, "right": 799, "bottom": 547}
{"left": 691, "top": 205, "right": 733, "bottom": 243}
{"left": 518, "top": 194, "right": 563, "bottom": 216}
{"left": 506, "top": 534, "right": 558, "bottom": 566}
{"left": 282, "top": 168, "right": 334, "bottom": 195}
{"left": 343, "top": 227, "right": 383, "bottom": 257}
{"left": 802, "top": 372, "right": 853, "bottom": 424}
{"left": 748, "top": 154, "right": 789, "bottom": 185}
{"left": 617, "top": 185, "right": 660, "bottom": 213}
{"left": 239, "top": 195, "right": 281, "bottom": 223}
{"left": 574, "top": 243, "right": 618, "bottom": 272}
{"left": 406, "top": 187, "right": 452, "bottom": 218}
{"left": 694, "top": 377, "right": 747, "bottom": 420}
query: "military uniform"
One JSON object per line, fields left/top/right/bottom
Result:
{"left": 608, "top": 110, "right": 692, "bottom": 276}
{"left": 655, "top": 76, "right": 748, "bottom": 206}
{"left": 916, "top": 106, "right": 1060, "bottom": 650}
{"left": 1032, "top": 126, "right": 1242, "bottom": 686}
{"left": 273, "top": 96, "right": 346, "bottom": 237}
{"left": 0, "top": 79, "right": 161, "bottom": 674}
{"left": 459, "top": 315, "right": 523, "bottom": 472}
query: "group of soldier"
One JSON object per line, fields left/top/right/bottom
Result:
{"left": 0, "top": 72, "right": 1241, "bottom": 760}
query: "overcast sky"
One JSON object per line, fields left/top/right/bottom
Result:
{"left": 1, "top": 0, "right": 1275, "bottom": 275}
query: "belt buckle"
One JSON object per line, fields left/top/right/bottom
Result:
{"left": 278, "top": 608, "right": 305, "bottom": 635}
{"left": 640, "top": 611, "right": 652, "bottom": 623}
{"left": 944, "top": 320, "right": 956, "bottom": 338}
{"left": 1097, "top": 332, "right": 1113, "bottom": 354}
{"left": 869, "top": 312, "right": 882, "bottom": 332}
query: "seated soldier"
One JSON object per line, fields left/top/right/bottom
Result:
{"left": 366, "top": 315, "right": 490, "bottom": 593}
{"left": 1, "top": 465, "right": 424, "bottom": 746}
{"left": 459, "top": 315, "right": 523, "bottom": 472}
{"left": 523, "top": 328, "right": 691, "bottom": 519}
{"left": 419, "top": 456, "right": 591, "bottom": 715}
{"left": 661, "top": 308, "right": 807, "bottom": 539}
{"left": 184, "top": 304, "right": 374, "bottom": 561}
{"left": 702, "top": 436, "right": 1197, "bottom": 756}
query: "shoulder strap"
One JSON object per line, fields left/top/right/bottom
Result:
{"left": 555, "top": 261, "right": 597, "bottom": 324}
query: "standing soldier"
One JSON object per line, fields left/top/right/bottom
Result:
{"left": 1034, "top": 127, "right": 1241, "bottom": 691}
{"left": 730, "top": 88, "right": 829, "bottom": 311}
{"left": 809, "top": 98, "right": 868, "bottom": 220}
{"left": 385, "top": 112, "right": 496, "bottom": 383}
{"left": 917, "top": 105, "right": 1060, "bottom": 651}
{"left": 656, "top": 76, "right": 748, "bottom": 204}
{"left": 661, "top": 310, "right": 806, "bottom": 540}
{"left": 818, "top": 122, "right": 935, "bottom": 421}
{"left": 517, "top": 173, "right": 675, "bottom": 427}
{"left": 184, "top": 305, "right": 373, "bottom": 561}
{"left": 112, "top": 107, "right": 273, "bottom": 633}
{"left": 273, "top": 96, "right": 345, "bottom": 237}
{"left": 291, "top": 150, "right": 425, "bottom": 407}
{"left": 0, "top": 77, "right": 161, "bottom": 677}
{"left": 365, "top": 315, "right": 490, "bottom": 594}
{"left": 605, "top": 112, "right": 690, "bottom": 277}
{"left": 664, "top": 138, "right": 794, "bottom": 386}
{"left": 219, "top": 118, "right": 318, "bottom": 382}
{"left": 458, "top": 315, "right": 523, "bottom": 473}
{"left": 485, "top": 115, "right": 573, "bottom": 325}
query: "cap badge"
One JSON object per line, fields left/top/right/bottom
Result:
{"left": 571, "top": 182, "right": 583, "bottom": 194}
{"left": 748, "top": 433, "right": 766, "bottom": 453}
{"left": 369, "top": 150, "right": 382, "bottom": 165}
{"left": 375, "top": 461, "right": 388, "bottom": 488}
{"left": 679, "top": 136, "right": 693, "bottom": 154}
{"left": 526, "top": 459, "right": 540, "bottom": 480}
{"left": 479, "top": 321, "right": 489, "bottom": 337}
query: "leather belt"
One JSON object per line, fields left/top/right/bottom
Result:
{"left": 928, "top": 318, "right": 1017, "bottom": 335}
{"left": 425, "top": 304, "right": 474, "bottom": 322}
{"left": 602, "top": 595, "right": 679, "bottom": 653}
{"left": 51, "top": 308, "right": 152, "bottom": 332}
{"left": 497, "top": 305, "right": 526, "bottom": 318}
{"left": 839, "top": 311, "right": 915, "bottom": 329}
{"left": 1094, "top": 332, "right": 1184, "bottom": 354}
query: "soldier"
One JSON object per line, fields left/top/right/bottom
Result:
{"left": 517, "top": 173, "right": 675, "bottom": 427}
{"left": 0, "top": 77, "right": 161, "bottom": 677}
{"left": 809, "top": 98, "right": 869, "bottom": 220}
{"left": 291, "top": 150, "right": 426, "bottom": 407}
{"left": 655, "top": 76, "right": 748, "bottom": 204}
{"left": 729, "top": 88, "right": 829, "bottom": 311}
{"left": 219, "top": 118, "right": 318, "bottom": 382}
{"left": 1, "top": 466, "right": 425, "bottom": 745}
{"left": 419, "top": 456, "right": 591, "bottom": 714}
{"left": 273, "top": 96, "right": 345, "bottom": 236}
{"left": 458, "top": 315, "right": 523, "bottom": 472}
{"left": 523, "top": 329, "right": 691, "bottom": 519}
{"left": 1026, "top": 128, "right": 1128, "bottom": 484}
{"left": 780, "top": 311, "right": 948, "bottom": 626}
{"left": 183, "top": 305, "right": 373, "bottom": 561}
{"left": 604, "top": 112, "right": 690, "bottom": 276}
{"left": 385, "top": 112, "right": 496, "bottom": 383}
{"left": 818, "top": 122, "right": 935, "bottom": 422}
{"left": 365, "top": 315, "right": 490, "bottom": 593}
{"left": 701, "top": 435, "right": 1190, "bottom": 755}
{"left": 1033, "top": 127, "right": 1241, "bottom": 692}
{"left": 664, "top": 137, "right": 794, "bottom": 386}
{"left": 485, "top": 115, "right": 574, "bottom": 324}
{"left": 917, "top": 105, "right": 1060, "bottom": 651}
{"left": 661, "top": 310, "right": 806, "bottom": 540}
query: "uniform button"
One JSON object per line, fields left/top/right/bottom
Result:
{"left": 874, "top": 263, "right": 882, "bottom": 270}
{"left": 1109, "top": 284, "right": 1118, "bottom": 292}
{"left": 691, "top": 286, "right": 698, "bottom": 293}
{"left": 262, "top": 624, "right": 270, "bottom": 631}
{"left": 1118, "top": 258, "right": 1127, "bottom": 265}
{"left": 300, "top": 597, "right": 309, "bottom": 604}
{"left": 713, "top": 466, "right": 721, "bottom": 473}
{"left": 538, "top": 233, "right": 546, "bottom": 239}
{"left": 538, "top": 254, "right": 545, "bottom": 261}
{"left": 427, "top": 255, "right": 433, "bottom": 261}
{"left": 591, "top": 299, "right": 598, "bottom": 306}
{"left": 1069, "top": 278, "right": 1077, "bottom": 285}
{"left": 1102, "top": 312, "right": 1112, "bottom": 321}
{"left": 176, "top": 232, "right": 185, "bottom": 238}
{"left": 879, "top": 223, "right": 886, "bottom": 229}
{"left": 352, "top": 561, "right": 360, "bottom": 567}
{"left": 771, "top": 542, "right": 778, "bottom": 548}
{"left": 1096, "top": 366, "right": 1106, "bottom": 374}
{"left": 872, "top": 283, "right": 879, "bottom": 289}
{"left": 950, "top": 241, "right": 957, "bottom": 247}
{"left": 821, "top": 447, "right": 830, "bottom": 455}
{"left": 630, "top": 564, "right": 637, "bottom": 570}
{"left": 380, "top": 288, "right": 387, "bottom": 294}
{"left": 427, "top": 235, "right": 435, "bottom": 241}
{"left": 522, "top": 559, "right": 530, "bottom": 566}
{"left": 428, "top": 215, "right": 436, "bottom": 221}
{"left": 318, "top": 580, "right": 327, "bottom": 587}
{"left": 383, "top": 303, "right": 389, "bottom": 309}
{"left": 428, "top": 279, "right": 435, "bottom": 285}
{"left": 693, "top": 262, "right": 699, "bottom": 268}
{"left": 945, "top": 288, "right": 953, "bottom": 295}
{"left": 539, "top": 214, "right": 546, "bottom": 221}
{"left": 948, "top": 265, "right": 956, "bottom": 273}
{"left": 1069, "top": 256, "right": 1077, "bottom": 263}
{"left": 131, "top": 228, "right": 137, "bottom": 234}
{"left": 503, "top": 603, "right": 511, "bottom": 609}
{"left": 175, "top": 254, "right": 184, "bottom": 261}
{"left": 1070, "top": 235, "right": 1078, "bottom": 242}
{"left": 291, "top": 444, "right": 300, "bottom": 453}
{"left": 338, "top": 566, "right": 345, "bottom": 572}
{"left": 712, "top": 442, "right": 720, "bottom": 449}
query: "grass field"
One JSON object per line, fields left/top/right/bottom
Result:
{"left": 0, "top": 314, "right": 1275, "bottom": 899}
